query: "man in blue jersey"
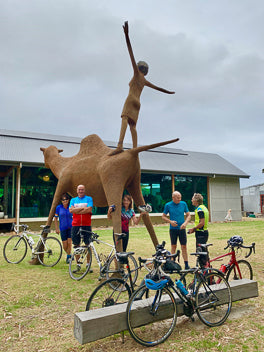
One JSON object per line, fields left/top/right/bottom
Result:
{"left": 162, "top": 191, "right": 191, "bottom": 269}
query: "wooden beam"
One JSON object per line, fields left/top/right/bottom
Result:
{"left": 74, "top": 279, "right": 258, "bottom": 345}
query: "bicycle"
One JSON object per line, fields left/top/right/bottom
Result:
{"left": 191, "top": 236, "right": 255, "bottom": 283}
{"left": 68, "top": 229, "right": 138, "bottom": 282}
{"left": 126, "top": 242, "right": 232, "bottom": 347}
{"left": 3, "top": 224, "right": 62, "bottom": 267}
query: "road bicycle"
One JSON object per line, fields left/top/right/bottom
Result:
{"left": 68, "top": 229, "right": 138, "bottom": 282}
{"left": 126, "top": 242, "right": 232, "bottom": 347}
{"left": 191, "top": 236, "right": 255, "bottom": 283}
{"left": 3, "top": 224, "right": 62, "bottom": 267}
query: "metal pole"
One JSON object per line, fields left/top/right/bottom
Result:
{"left": 16, "top": 163, "right": 22, "bottom": 227}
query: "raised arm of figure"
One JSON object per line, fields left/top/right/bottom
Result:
{"left": 123, "top": 21, "right": 138, "bottom": 73}
{"left": 145, "top": 80, "right": 175, "bottom": 94}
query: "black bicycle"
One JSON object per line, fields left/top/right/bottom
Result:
{"left": 126, "top": 242, "right": 232, "bottom": 347}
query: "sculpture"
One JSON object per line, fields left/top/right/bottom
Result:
{"left": 40, "top": 135, "right": 178, "bottom": 252}
{"left": 110, "top": 22, "right": 175, "bottom": 155}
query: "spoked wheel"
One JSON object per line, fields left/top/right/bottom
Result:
{"left": 106, "top": 254, "right": 138, "bottom": 284}
{"left": 126, "top": 285, "right": 177, "bottom": 347}
{"left": 86, "top": 278, "right": 131, "bottom": 310}
{"left": 3, "top": 235, "right": 27, "bottom": 264}
{"left": 195, "top": 272, "right": 232, "bottom": 327}
{"left": 37, "top": 236, "right": 62, "bottom": 267}
{"left": 69, "top": 246, "right": 92, "bottom": 280}
{"left": 226, "top": 260, "right": 253, "bottom": 281}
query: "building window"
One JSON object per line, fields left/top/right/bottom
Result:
{"left": 20, "top": 167, "right": 57, "bottom": 217}
{"left": 174, "top": 175, "right": 208, "bottom": 211}
{"left": 140, "top": 173, "right": 172, "bottom": 213}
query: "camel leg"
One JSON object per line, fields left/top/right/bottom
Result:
{"left": 102, "top": 183, "right": 124, "bottom": 252}
{"left": 127, "top": 178, "right": 159, "bottom": 249}
{"left": 29, "top": 181, "right": 67, "bottom": 265}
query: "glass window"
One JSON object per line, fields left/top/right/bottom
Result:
{"left": 140, "top": 173, "right": 172, "bottom": 213}
{"left": 174, "top": 175, "right": 208, "bottom": 211}
{"left": 20, "top": 167, "right": 57, "bottom": 217}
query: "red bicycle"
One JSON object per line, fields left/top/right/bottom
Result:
{"left": 197, "top": 236, "right": 255, "bottom": 282}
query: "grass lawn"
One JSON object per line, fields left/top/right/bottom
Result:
{"left": 1, "top": 218, "right": 263, "bottom": 352}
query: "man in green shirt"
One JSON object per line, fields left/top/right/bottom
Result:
{"left": 188, "top": 193, "right": 209, "bottom": 246}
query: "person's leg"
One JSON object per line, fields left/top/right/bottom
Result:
{"left": 129, "top": 123, "right": 138, "bottom": 149}
{"left": 122, "top": 231, "right": 129, "bottom": 252}
{"left": 195, "top": 231, "right": 209, "bottom": 267}
{"left": 109, "top": 118, "right": 128, "bottom": 155}
{"left": 169, "top": 229, "right": 177, "bottom": 255}
{"left": 71, "top": 226, "right": 81, "bottom": 263}
{"left": 179, "top": 229, "right": 189, "bottom": 269}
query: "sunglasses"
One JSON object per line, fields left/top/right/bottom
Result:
{"left": 62, "top": 199, "right": 68, "bottom": 201}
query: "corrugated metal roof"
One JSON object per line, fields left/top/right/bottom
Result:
{"left": 0, "top": 129, "right": 249, "bottom": 178}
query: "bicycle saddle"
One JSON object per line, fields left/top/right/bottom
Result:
{"left": 116, "top": 251, "right": 135, "bottom": 264}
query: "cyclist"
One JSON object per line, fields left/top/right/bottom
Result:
{"left": 107, "top": 194, "right": 144, "bottom": 251}
{"left": 54, "top": 193, "right": 72, "bottom": 263}
{"left": 69, "top": 185, "right": 93, "bottom": 272}
{"left": 162, "top": 191, "right": 191, "bottom": 269}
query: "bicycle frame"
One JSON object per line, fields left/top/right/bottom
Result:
{"left": 89, "top": 239, "right": 115, "bottom": 272}
{"left": 209, "top": 249, "right": 242, "bottom": 278}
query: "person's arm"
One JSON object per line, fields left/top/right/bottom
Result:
{"left": 132, "top": 213, "right": 142, "bottom": 226}
{"left": 145, "top": 80, "right": 175, "bottom": 94}
{"left": 180, "top": 211, "right": 191, "bottom": 230}
{"left": 162, "top": 213, "right": 178, "bottom": 227}
{"left": 123, "top": 21, "right": 138, "bottom": 74}
{"left": 54, "top": 217, "right": 60, "bottom": 234}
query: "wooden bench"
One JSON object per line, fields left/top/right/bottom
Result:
{"left": 74, "top": 279, "right": 258, "bottom": 345}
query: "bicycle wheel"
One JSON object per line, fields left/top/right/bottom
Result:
{"left": 86, "top": 278, "right": 131, "bottom": 310}
{"left": 106, "top": 254, "right": 138, "bottom": 284}
{"left": 195, "top": 272, "right": 232, "bottom": 327}
{"left": 126, "top": 285, "right": 177, "bottom": 347}
{"left": 69, "top": 246, "right": 92, "bottom": 280}
{"left": 37, "top": 237, "right": 62, "bottom": 267}
{"left": 226, "top": 260, "right": 253, "bottom": 281}
{"left": 3, "top": 235, "right": 27, "bottom": 264}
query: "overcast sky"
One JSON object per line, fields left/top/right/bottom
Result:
{"left": 1, "top": 1, "right": 264, "bottom": 187}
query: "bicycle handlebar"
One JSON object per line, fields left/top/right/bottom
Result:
{"left": 224, "top": 242, "right": 256, "bottom": 258}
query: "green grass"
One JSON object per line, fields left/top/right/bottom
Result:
{"left": 0, "top": 219, "right": 263, "bottom": 351}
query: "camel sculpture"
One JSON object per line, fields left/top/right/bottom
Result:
{"left": 39, "top": 134, "right": 179, "bottom": 252}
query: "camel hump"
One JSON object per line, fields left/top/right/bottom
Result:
{"left": 79, "top": 134, "right": 109, "bottom": 154}
{"left": 129, "top": 138, "right": 179, "bottom": 154}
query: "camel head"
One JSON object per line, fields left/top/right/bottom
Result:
{"left": 40, "top": 146, "right": 63, "bottom": 169}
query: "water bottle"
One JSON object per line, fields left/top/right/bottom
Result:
{"left": 28, "top": 236, "right": 35, "bottom": 247}
{"left": 176, "top": 279, "right": 189, "bottom": 295}
{"left": 220, "top": 264, "right": 227, "bottom": 274}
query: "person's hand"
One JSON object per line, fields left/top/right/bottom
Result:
{"left": 56, "top": 229, "right": 60, "bottom": 235}
{"left": 180, "top": 223, "right": 186, "bottom": 230}
{"left": 123, "top": 21, "right": 129, "bottom": 35}
{"left": 188, "top": 228, "right": 195, "bottom": 234}
{"left": 170, "top": 220, "right": 178, "bottom": 227}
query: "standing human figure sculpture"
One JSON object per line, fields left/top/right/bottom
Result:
{"left": 110, "top": 21, "right": 175, "bottom": 155}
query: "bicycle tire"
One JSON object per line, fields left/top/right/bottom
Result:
{"left": 195, "top": 272, "right": 232, "bottom": 327}
{"left": 126, "top": 285, "right": 177, "bottom": 347}
{"left": 86, "top": 278, "right": 131, "bottom": 310}
{"left": 226, "top": 260, "right": 253, "bottom": 281}
{"left": 37, "top": 236, "right": 62, "bottom": 267}
{"left": 3, "top": 235, "right": 27, "bottom": 264}
{"left": 106, "top": 254, "right": 138, "bottom": 284}
{"left": 69, "top": 246, "right": 92, "bottom": 280}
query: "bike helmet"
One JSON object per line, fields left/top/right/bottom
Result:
{"left": 227, "top": 235, "right": 243, "bottom": 247}
{"left": 145, "top": 277, "right": 169, "bottom": 290}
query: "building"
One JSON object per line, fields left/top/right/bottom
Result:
{"left": 241, "top": 183, "right": 264, "bottom": 215}
{"left": 0, "top": 129, "right": 249, "bottom": 227}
